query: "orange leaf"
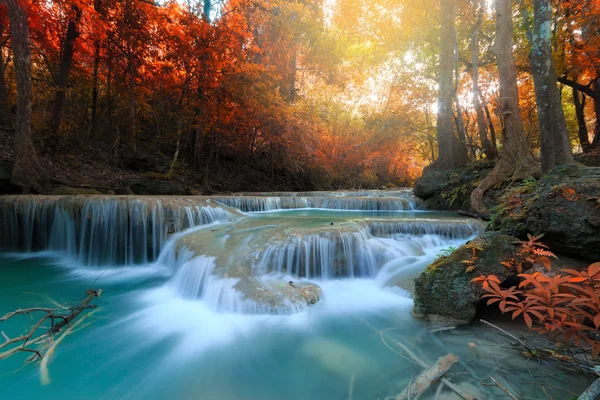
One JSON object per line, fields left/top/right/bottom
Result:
{"left": 589, "top": 262, "right": 600, "bottom": 279}
{"left": 523, "top": 313, "right": 533, "bottom": 328}
{"left": 541, "top": 257, "right": 551, "bottom": 271}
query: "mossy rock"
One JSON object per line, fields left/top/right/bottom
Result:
{"left": 414, "top": 162, "right": 494, "bottom": 210}
{"left": 492, "top": 165, "right": 600, "bottom": 260}
{"left": 413, "top": 232, "right": 521, "bottom": 324}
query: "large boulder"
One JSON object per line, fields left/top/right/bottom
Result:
{"left": 0, "top": 160, "right": 18, "bottom": 194}
{"left": 122, "top": 153, "right": 168, "bottom": 173}
{"left": 50, "top": 186, "right": 104, "bottom": 195}
{"left": 413, "top": 162, "right": 494, "bottom": 210}
{"left": 122, "top": 175, "right": 186, "bottom": 195}
{"left": 413, "top": 232, "right": 521, "bottom": 324}
{"left": 492, "top": 165, "right": 600, "bottom": 260}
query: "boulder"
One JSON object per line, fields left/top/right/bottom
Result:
{"left": 116, "top": 186, "right": 134, "bottom": 195}
{"left": 413, "top": 162, "right": 494, "bottom": 210}
{"left": 493, "top": 165, "right": 600, "bottom": 260}
{"left": 0, "top": 160, "right": 19, "bottom": 194}
{"left": 122, "top": 153, "right": 167, "bottom": 173}
{"left": 413, "top": 232, "right": 521, "bottom": 324}
{"left": 122, "top": 179, "right": 186, "bottom": 195}
{"left": 50, "top": 186, "right": 104, "bottom": 195}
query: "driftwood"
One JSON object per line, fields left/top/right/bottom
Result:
{"left": 0, "top": 289, "right": 100, "bottom": 362}
{"left": 397, "top": 354, "right": 458, "bottom": 400}
{"left": 389, "top": 339, "right": 482, "bottom": 400}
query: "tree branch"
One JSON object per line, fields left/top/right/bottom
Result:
{"left": 557, "top": 77, "right": 599, "bottom": 101}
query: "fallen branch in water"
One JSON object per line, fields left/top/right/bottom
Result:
{"left": 0, "top": 289, "right": 101, "bottom": 362}
{"left": 396, "top": 354, "right": 458, "bottom": 400}
{"left": 490, "top": 377, "right": 520, "bottom": 400}
{"left": 386, "top": 337, "right": 481, "bottom": 400}
{"left": 480, "top": 319, "right": 600, "bottom": 376}
{"left": 578, "top": 378, "right": 600, "bottom": 400}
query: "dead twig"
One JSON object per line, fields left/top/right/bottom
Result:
{"left": 0, "top": 289, "right": 101, "bottom": 362}
{"left": 490, "top": 377, "right": 520, "bottom": 400}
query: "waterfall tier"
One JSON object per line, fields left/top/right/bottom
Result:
{"left": 213, "top": 195, "right": 419, "bottom": 212}
{"left": 167, "top": 213, "right": 484, "bottom": 313}
{"left": 0, "top": 196, "right": 234, "bottom": 265}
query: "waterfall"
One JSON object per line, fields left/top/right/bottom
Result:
{"left": 0, "top": 196, "right": 230, "bottom": 265}
{"left": 213, "top": 195, "right": 418, "bottom": 212}
{"left": 253, "top": 229, "right": 380, "bottom": 279}
{"left": 367, "top": 219, "right": 484, "bottom": 240}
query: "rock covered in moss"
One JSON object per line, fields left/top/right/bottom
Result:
{"left": 413, "top": 232, "right": 521, "bottom": 324}
{"left": 413, "top": 162, "right": 494, "bottom": 210}
{"left": 492, "top": 165, "right": 600, "bottom": 260}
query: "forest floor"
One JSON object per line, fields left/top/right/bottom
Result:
{"left": 0, "top": 129, "right": 316, "bottom": 194}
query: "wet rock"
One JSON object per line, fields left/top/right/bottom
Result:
{"left": 493, "top": 165, "right": 600, "bottom": 260}
{"left": 233, "top": 277, "right": 323, "bottom": 312}
{"left": 413, "top": 232, "right": 521, "bottom": 324}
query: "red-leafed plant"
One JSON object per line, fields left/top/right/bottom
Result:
{"left": 473, "top": 262, "right": 600, "bottom": 358}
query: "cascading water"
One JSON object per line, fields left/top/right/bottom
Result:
{"left": 212, "top": 189, "right": 421, "bottom": 212}
{"left": 0, "top": 196, "right": 231, "bottom": 265}
{"left": 1, "top": 194, "right": 586, "bottom": 400}
{"left": 163, "top": 210, "right": 485, "bottom": 314}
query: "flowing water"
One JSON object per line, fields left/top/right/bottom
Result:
{"left": 0, "top": 193, "right": 591, "bottom": 399}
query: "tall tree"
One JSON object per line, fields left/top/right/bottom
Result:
{"left": 470, "top": 0, "right": 497, "bottom": 160}
{"left": 4, "top": 0, "right": 46, "bottom": 192}
{"left": 572, "top": 89, "right": 590, "bottom": 152}
{"left": 49, "top": 5, "right": 80, "bottom": 136}
{"left": 430, "top": 0, "right": 468, "bottom": 171}
{"left": 471, "top": 0, "right": 539, "bottom": 213}
{"left": 530, "top": 0, "right": 573, "bottom": 172}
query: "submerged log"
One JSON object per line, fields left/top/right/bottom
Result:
{"left": 396, "top": 354, "right": 459, "bottom": 400}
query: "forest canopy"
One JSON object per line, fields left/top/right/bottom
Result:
{"left": 0, "top": 0, "right": 599, "bottom": 192}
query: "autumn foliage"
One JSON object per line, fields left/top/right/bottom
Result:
{"left": 473, "top": 237, "right": 600, "bottom": 358}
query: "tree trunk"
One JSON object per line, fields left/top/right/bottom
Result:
{"left": 203, "top": 0, "right": 211, "bottom": 22}
{"left": 573, "top": 89, "right": 590, "bottom": 152}
{"left": 0, "top": 40, "right": 12, "bottom": 127}
{"left": 430, "top": 0, "right": 469, "bottom": 171}
{"left": 483, "top": 102, "right": 498, "bottom": 151}
{"left": 89, "top": 40, "right": 100, "bottom": 139}
{"left": 471, "top": 0, "right": 497, "bottom": 160}
{"left": 49, "top": 7, "right": 80, "bottom": 136}
{"left": 471, "top": 0, "right": 540, "bottom": 213}
{"left": 530, "top": 0, "right": 573, "bottom": 172}
{"left": 592, "top": 78, "right": 600, "bottom": 149}
{"left": 6, "top": 0, "right": 46, "bottom": 193}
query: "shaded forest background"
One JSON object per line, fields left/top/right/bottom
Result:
{"left": 0, "top": 0, "right": 599, "bottom": 194}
